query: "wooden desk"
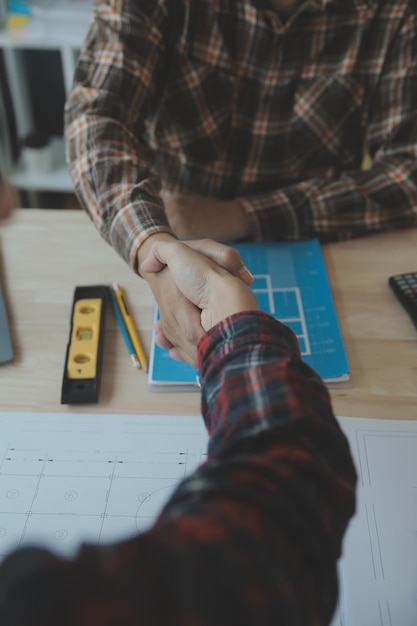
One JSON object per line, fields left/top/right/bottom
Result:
{"left": 1, "top": 209, "right": 416, "bottom": 420}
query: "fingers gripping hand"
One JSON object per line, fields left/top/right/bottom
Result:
{"left": 141, "top": 240, "right": 259, "bottom": 332}
{"left": 142, "top": 242, "right": 218, "bottom": 311}
{"left": 141, "top": 238, "right": 254, "bottom": 286}
{"left": 149, "top": 266, "right": 204, "bottom": 368}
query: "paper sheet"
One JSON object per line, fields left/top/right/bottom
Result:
{"left": 337, "top": 416, "right": 417, "bottom": 626}
{"left": 0, "top": 412, "right": 207, "bottom": 558}
{"left": 0, "top": 412, "right": 415, "bottom": 626}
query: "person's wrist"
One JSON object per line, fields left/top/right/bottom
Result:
{"left": 220, "top": 199, "right": 251, "bottom": 241}
{"left": 208, "top": 274, "right": 259, "bottom": 327}
{"left": 236, "top": 198, "right": 259, "bottom": 241}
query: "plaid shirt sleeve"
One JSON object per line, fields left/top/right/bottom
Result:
{"left": 64, "top": 1, "right": 175, "bottom": 271}
{"left": 240, "top": 8, "right": 417, "bottom": 243}
{"left": 0, "top": 312, "right": 356, "bottom": 626}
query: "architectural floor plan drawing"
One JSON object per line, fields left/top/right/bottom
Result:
{"left": 250, "top": 277, "right": 310, "bottom": 354}
{"left": 0, "top": 412, "right": 207, "bottom": 558}
{"left": 336, "top": 416, "right": 417, "bottom": 626}
{"left": 1, "top": 412, "right": 415, "bottom": 626}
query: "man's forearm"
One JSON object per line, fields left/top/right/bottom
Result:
{"left": 198, "top": 312, "right": 341, "bottom": 456}
{"left": 238, "top": 160, "right": 417, "bottom": 243}
{"left": 64, "top": 0, "right": 174, "bottom": 271}
{"left": 158, "top": 311, "right": 357, "bottom": 625}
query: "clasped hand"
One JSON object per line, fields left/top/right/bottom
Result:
{"left": 140, "top": 238, "right": 258, "bottom": 367}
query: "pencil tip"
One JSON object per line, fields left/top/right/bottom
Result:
{"left": 131, "top": 355, "right": 141, "bottom": 369}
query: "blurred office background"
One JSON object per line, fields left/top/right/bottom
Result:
{"left": 0, "top": 0, "right": 93, "bottom": 209}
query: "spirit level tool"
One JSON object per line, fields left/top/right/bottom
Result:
{"left": 61, "top": 285, "right": 108, "bottom": 404}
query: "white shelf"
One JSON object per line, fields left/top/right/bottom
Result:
{"left": 10, "top": 137, "right": 74, "bottom": 193}
{"left": 0, "top": 6, "right": 93, "bottom": 204}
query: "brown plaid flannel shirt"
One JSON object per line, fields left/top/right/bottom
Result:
{"left": 65, "top": 0, "right": 417, "bottom": 269}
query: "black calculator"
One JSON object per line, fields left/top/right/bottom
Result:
{"left": 388, "top": 272, "right": 417, "bottom": 330}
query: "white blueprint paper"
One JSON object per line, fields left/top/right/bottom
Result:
{"left": 337, "top": 416, "right": 417, "bottom": 626}
{"left": 0, "top": 412, "right": 208, "bottom": 559}
{"left": 0, "top": 412, "right": 416, "bottom": 626}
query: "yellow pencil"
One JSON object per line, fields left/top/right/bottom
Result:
{"left": 112, "top": 283, "right": 148, "bottom": 372}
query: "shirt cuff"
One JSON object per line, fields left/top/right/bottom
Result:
{"left": 109, "top": 203, "right": 173, "bottom": 273}
{"left": 197, "top": 310, "right": 301, "bottom": 377}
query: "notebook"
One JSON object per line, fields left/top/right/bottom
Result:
{"left": 148, "top": 239, "right": 349, "bottom": 391}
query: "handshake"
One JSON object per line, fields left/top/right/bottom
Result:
{"left": 140, "top": 238, "right": 259, "bottom": 366}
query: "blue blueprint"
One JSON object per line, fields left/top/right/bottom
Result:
{"left": 149, "top": 239, "right": 349, "bottom": 389}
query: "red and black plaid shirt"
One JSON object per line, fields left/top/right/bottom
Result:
{"left": 0, "top": 312, "right": 356, "bottom": 626}
{"left": 65, "top": 0, "right": 417, "bottom": 270}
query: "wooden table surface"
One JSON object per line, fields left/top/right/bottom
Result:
{"left": 1, "top": 209, "right": 416, "bottom": 420}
